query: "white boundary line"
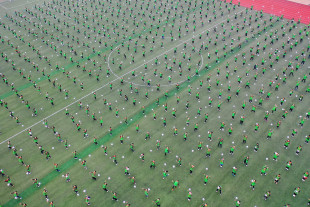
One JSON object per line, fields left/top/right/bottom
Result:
{"left": 0, "top": 80, "right": 118, "bottom": 145}
{"left": 0, "top": 4, "right": 8, "bottom": 10}
{"left": 0, "top": 8, "right": 246, "bottom": 145}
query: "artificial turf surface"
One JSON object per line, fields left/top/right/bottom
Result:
{"left": 0, "top": 0, "right": 309, "bottom": 206}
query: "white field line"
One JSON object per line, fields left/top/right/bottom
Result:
{"left": 0, "top": 4, "right": 8, "bottom": 10}
{"left": 0, "top": 8, "right": 246, "bottom": 145}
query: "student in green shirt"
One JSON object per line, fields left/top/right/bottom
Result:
{"left": 171, "top": 180, "right": 179, "bottom": 191}
{"left": 250, "top": 179, "right": 256, "bottom": 190}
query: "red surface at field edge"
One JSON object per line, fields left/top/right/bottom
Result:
{"left": 227, "top": 0, "right": 310, "bottom": 24}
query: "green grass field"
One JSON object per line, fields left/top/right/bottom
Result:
{"left": 0, "top": 0, "right": 309, "bottom": 206}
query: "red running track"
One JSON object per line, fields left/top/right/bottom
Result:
{"left": 227, "top": 0, "right": 310, "bottom": 24}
